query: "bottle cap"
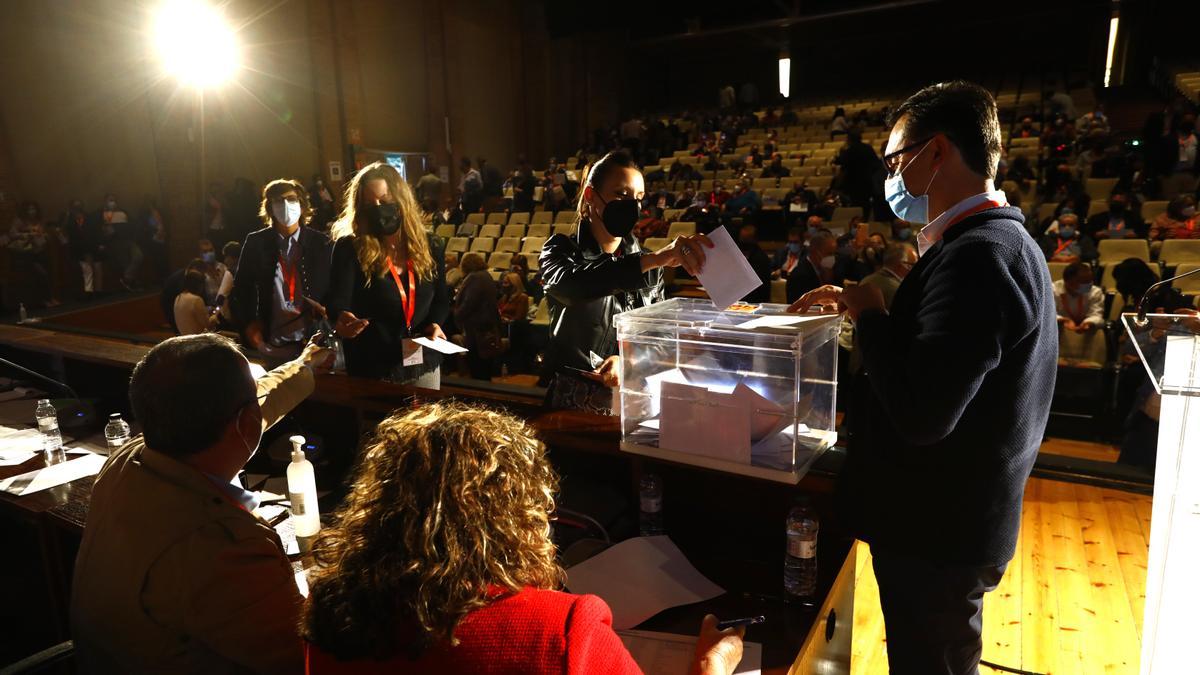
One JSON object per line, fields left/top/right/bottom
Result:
{"left": 289, "top": 435, "right": 306, "bottom": 462}
{"left": 109, "top": 413, "right": 120, "bottom": 420}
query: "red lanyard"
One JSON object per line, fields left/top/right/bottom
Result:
{"left": 386, "top": 257, "right": 416, "bottom": 327}
{"left": 1053, "top": 238, "right": 1075, "bottom": 257}
{"left": 278, "top": 253, "right": 298, "bottom": 303}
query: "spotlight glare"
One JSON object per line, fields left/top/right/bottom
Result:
{"left": 154, "top": 0, "right": 240, "bottom": 88}
{"left": 778, "top": 57, "right": 791, "bottom": 99}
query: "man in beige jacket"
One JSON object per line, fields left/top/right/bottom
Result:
{"left": 71, "top": 333, "right": 330, "bottom": 673}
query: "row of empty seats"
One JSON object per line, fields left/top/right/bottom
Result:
{"left": 436, "top": 222, "right": 568, "bottom": 240}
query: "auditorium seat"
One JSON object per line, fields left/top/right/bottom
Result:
{"left": 1085, "top": 177, "right": 1118, "bottom": 204}
{"left": 1100, "top": 262, "right": 1157, "bottom": 295}
{"left": 1141, "top": 200, "right": 1169, "bottom": 223}
{"left": 554, "top": 211, "right": 576, "bottom": 224}
{"left": 643, "top": 237, "right": 669, "bottom": 251}
{"left": 486, "top": 212, "right": 508, "bottom": 225}
{"left": 1097, "top": 239, "right": 1150, "bottom": 266}
{"left": 762, "top": 188, "right": 787, "bottom": 209}
{"left": 770, "top": 279, "right": 787, "bottom": 304}
{"left": 502, "top": 224, "right": 526, "bottom": 239}
{"left": 1173, "top": 263, "right": 1200, "bottom": 294}
{"left": 478, "top": 224, "right": 502, "bottom": 239}
{"left": 553, "top": 224, "right": 574, "bottom": 237}
{"left": 447, "top": 237, "right": 470, "bottom": 254}
{"left": 471, "top": 237, "right": 495, "bottom": 253}
{"left": 531, "top": 211, "right": 553, "bottom": 225}
{"left": 495, "top": 237, "right": 520, "bottom": 253}
{"left": 508, "top": 212, "right": 532, "bottom": 225}
{"left": 435, "top": 224, "right": 456, "bottom": 239}
{"left": 1160, "top": 240, "right": 1200, "bottom": 268}
{"left": 667, "top": 222, "right": 696, "bottom": 239}
{"left": 1046, "top": 261, "right": 1069, "bottom": 282}
{"left": 831, "top": 206, "right": 863, "bottom": 222}
{"left": 456, "top": 223, "right": 478, "bottom": 237}
{"left": 1035, "top": 203, "right": 1058, "bottom": 226}
{"left": 466, "top": 213, "right": 486, "bottom": 226}
{"left": 526, "top": 224, "right": 550, "bottom": 238}
{"left": 662, "top": 208, "right": 684, "bottom": 222}
{"left": 487, "top": 252, "right": 513, "bottom": 270}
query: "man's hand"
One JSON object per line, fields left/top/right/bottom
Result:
{"left": 334, "top": 310, "right": 369, "bottom": 338}
{"left": 1063, "top": 319, "right": 1078, "bottom": 332}
{"left": 423, "top": 323, "right": 447, "bottom": 341}
{"left": 788, "top": 284, "right": 844, "bottom": 314}
{"left": 594, "top": 355, "right": 620, "bottom": 388}
{"left": 300, "top": 334, "right": 335, "bottom": 372}
{"left": 689, "top": 614, "right": 745, "bottom": 675}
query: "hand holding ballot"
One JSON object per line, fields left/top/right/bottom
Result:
{"left": 788, "top": 282, "right": 886, "bottom": 321}
{"left": 643, "top": 232, "right": 715, "bottom": 277}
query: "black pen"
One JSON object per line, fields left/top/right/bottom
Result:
{"left": 716, "top": 615, "right": 765, "bottom": 630}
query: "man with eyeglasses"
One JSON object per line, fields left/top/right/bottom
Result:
{"left": 791, "top": 81, "right": 1057, "bottom": 675}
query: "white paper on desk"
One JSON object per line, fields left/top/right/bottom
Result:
{"left": 695, "top": 226, "right": 763, "bottom": 310}
{"left": 0, "top": 452, "right": 105, "bottom": 496}
{"left": 659, "top": 381, "right": 751, "bottom": 463}
{"left": 412, "top": 336, "right": 469, "bottom": 355}
{"left": 734, "top": 313, "right": 829, "bottom": 330}
{"left": 0, "top": 427, "right": 46, "bottom": 454}
{"left": 565, "top": 536, "right": 724, "bottom": 630}
{"left": 0, "top": 450, "right": 37, "bottom": 466}
{"left": 617, "top": 629, "right": 762, "bottom": 675}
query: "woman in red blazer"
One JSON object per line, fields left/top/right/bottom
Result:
{"left": 301, "top": 403, "right": 743, "bottom": 675}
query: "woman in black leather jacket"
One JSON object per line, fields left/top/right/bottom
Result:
{"left": 538, "top": 151, "right": 713, "bottom": 412}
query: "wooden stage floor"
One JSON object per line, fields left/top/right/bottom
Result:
{"left": 851, "top": 476, "right": 1150, "bottom": 674}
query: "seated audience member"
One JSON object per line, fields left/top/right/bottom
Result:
{"left": 1053, "top": 262, "right": 1104, "bottom": 333}
{"left": 760, "top": 154, "right": 791, "bottom": 179}
{"left": 771, "top": 226, "right": 805, "bottom": 278}
{"left": 724, "top": 180, "right": 762, "bottom": 218}
{"left": 1041, "top": 213, "right": 1096, "bottom": 264}
{"left": 736, "top": 224, "right": 771, "bottom": 302}
{"left": 174, "top": 269, "right": 217, "bottom": 335}
{"left": 232, "top": 179, "right": 333, "bottom": 358}
{"left": 708, "top": 181, "right": 731, "bottom": 208}
{"left": 498, "top": 271, "right": 531, "bottom": 323}
{"left": 890, "top": 218, "right": 915, "bottom": 244}
{"left": 301, "top": 403, "right": 745, "bottom": 675}
{"left": 1086, "top": 191, "right": 1143, "bottom": 240}
{"left": 197, "top": 238, "right": 226, "bottom": 303}
{"left": 633, "top": 206, "right": 669, "bottom": 241}
{"left": 1148, "top": 195, "right": 1198, "bottom": 241}
{"left": 71, "top": 334, "right": 331, "bottom": 673}
{"left": 786, "top": 230, "right": 842, "bottom": 303}
{"left": 453, "top": 252, "right": 501, "bottom": 380}
{"left": 161, "top": 258, "right": 206, "bottom": 331}
{"left": 215, "top": 240, "right": 241, "bottom": 325}
{"left": 860, "top": 243, "right": 917, "bottom": 309}
{"left": 444, "top": 252, "right": 464, "bottom": 290}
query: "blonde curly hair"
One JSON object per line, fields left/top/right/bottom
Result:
{"left": 301, "top": 402, "right": 564, "bottom": 659}
{"left": 330, "top": 161, "right": 435, "bottom": 283}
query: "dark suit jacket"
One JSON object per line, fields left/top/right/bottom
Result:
{"left": 785, "top": 254, "right": 846, "bottom": 303}
{"left": 326, "top": 233, "right": 449, "bottom": 378}
{"left": 844, "top": 206, "right": 1057, "bottom": 566}
{"left": 230, "top": 226, "right": 332, "bottom": 343}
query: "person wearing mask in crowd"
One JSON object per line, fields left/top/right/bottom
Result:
{"left": 301, "top": 403, "right": 745, "bottom": 675}
{"left": 498, "top": 271, "right": 531, "bottom": 324}
{"left": 512, "top": 163, "right": 538, "bottom": 213}
{"left": 452, "top": 252, "right": 502, "bottom": 380}
{"left": 724, "top": 179, "right": 762, "bottom": 219}
{"left": 540, "top": 151, "right": 713, "bottom": 413}
{"left": 760, "top": 154, "right": 791, "bottom": 179}
{"left": 834, "top": 128, "right": 881, "bottom": 213}
{"left": 735, "top": 224, "right": 771, "bottom": 302}
{"left": 308, "top": 174, "right": 338, "bottom": 232}
{"left": 443, "top": 251, "right": 463, "bottom": 291}
{"left": 197, "top": 239, "right": 226, "bottom": 304}
{"left": 458, "top": 156, "right": 483, "bottom": 215}
{"left": 71, "top": 333, "right": 331, "bottom": 673}
{"left": 782, "top": 180, "right": 817, "bottom": 227}
{"left": 1053, "top": 262, "right": 1103, "bottom": 334}
{"left": 160, "top": 258, "right": 206, "bottom": 332}
{"left": 771, "top": 226, "right": 806, "bottom": 278}
{"left": 790, "top": 81, "right": 1056, "bottom": 675}
{"left": 231, "top": 179, "right": 333, "bottom": 358}
{"left": 859, "top": 242, "right": 917, "bottom": 309}
{"left": 414, "top": 166, "right": 443, "bottom": 214}
{"left": 215, "top": 241, "right": 241, "bottom": 326}
{"left": 745, "top": 145, "right": 763, "bottom": 169}
{"left": 478, "top": 156, "right": 505, "bottom": 213}
{"left": 4, "top": 200, "right": 58, "bottom": 308}
{"left": 1015, "top": 116, "right": 1039, "bottom": 138}
{"left": 1148, "top": 194, "right": 1198, "bottom": 241}
{"left": 1086, "top": 190, "right": 1143, "bottom": 240}
{"left": 786, "top": 229, "right": 841, "bottom": 303}
{"left": 61, "top": 198, "right": 101, "bottom": 296}
{"left": 891, "top": 218, "right": 915, "bottom": 244}
{"left": 174, "top": 269, "right": 217, "bottom": 335}
{"left": 328, "top": 162, "right": 449, "bottom": 386}
{"left": 94, "top": 193, "right": 143, "bottom": 291}
{"left": 1041, "top": 213, "right": 1097, "bottom": 264}
{"left": 830, "top": 107, "right": 849, "bottom": 138}
{"left": 1076, "top": 104, "right": 1110, "bottom": 136}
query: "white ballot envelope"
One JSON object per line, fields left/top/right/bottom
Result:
{"left": 695, "top": 226, "right": 762, "bottom": 310}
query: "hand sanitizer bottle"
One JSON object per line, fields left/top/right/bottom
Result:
{"left": 286, "top": 435, "right": 321, "bottom": 543}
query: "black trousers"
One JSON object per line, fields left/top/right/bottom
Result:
{"left": 871, "top": 546, "right": 1007, "bottom": 675}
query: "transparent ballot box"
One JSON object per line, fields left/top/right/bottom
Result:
{"left": 614, "top": 298, "right": 840, "bottom": 484}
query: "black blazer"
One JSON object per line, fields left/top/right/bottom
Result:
{"left": 230, "top": 226, "right": 332, "bottom": 343}
{"left": 326, "top": 233, "right": 449, "bottom": 378}
{"left": 843, "top": 206, "right": 1058, "bottom": 566}
{"left": 785, "top": 254, "right": 847, "bottom": 304}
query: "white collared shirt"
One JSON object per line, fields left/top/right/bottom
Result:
{"left": 916, "top": 190, "right": 1008, "bottom": 256}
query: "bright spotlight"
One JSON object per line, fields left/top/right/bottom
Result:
{"left": 154, "top": 0, "right": 240, "bottom": 88}
{"left": 778, "top": 57, "right": 791, "bottom": 99}
{"left": 1103, "top": 15, "right": 1119, "bottom": 88}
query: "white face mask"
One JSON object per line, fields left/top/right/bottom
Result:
{"left": 235, "top": 406, "right": 262, "bottom": 461}
{"left": 272, "top": 200, "right": 302, "bottom": 227}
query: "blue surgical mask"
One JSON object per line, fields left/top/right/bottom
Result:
{"left": 201, "top": 251, "right": 216, "bottom": 263}
{"left": 883, "top": 140, "right": 938, "bottom": 224}
{"left": 1059, "top": 226, "right": 1076, "bottom": 239}
{"left": 1073, "top": 282, "right": 1093, "bottom": 296}
{"left": 786, "top": 242, "right": 802, "bottom": 254}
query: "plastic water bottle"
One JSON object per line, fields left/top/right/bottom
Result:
{"left": 639, "top": 473, "right": 664, "bottom": 536}
{"left": 286, "top": 435, "right": 321, "bottom": 542}
{"left": 104, "top": 413, "right": 131, "bottom": 451}
{"left": 35, "top": 399, "right": 62, "bottom": 452}
{"left": 784, "top": 495, "right": 819, "bottom": 603}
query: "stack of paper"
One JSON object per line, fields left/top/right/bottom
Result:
{"left": 0, "top": 453, "right": 105, "bottom": 496}
{"left": 0, "top": 426, "right": 45, "bottom": 466}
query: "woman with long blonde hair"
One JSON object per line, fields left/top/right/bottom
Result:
{"left": 327, "top": 161, "right": 448, "bottom": 386}
{"left": 301, "top": 402, "right": 744, "bottom": 675}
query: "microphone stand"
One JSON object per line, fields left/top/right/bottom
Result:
{"left": 0, "top": 355, "right": 96, "bottom": 430}
{"left": 1133, "top": 267, "right": 1200, "bottom": 326}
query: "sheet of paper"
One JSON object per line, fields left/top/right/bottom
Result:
{"left": 0, "top": 450, "right": 37, "bottom": 466}
{"left": 695, "top": 226, "right": 764, "bottom": 310}
{"left": 0, "top": 427, "right": 46, "bottom": 455}
{"left": 565, "top": 536, "right": 725, "bottom": 630}
{"left": 731, "top": 382, "right": 792, "bottom": 442}
{"left": 617, "top": 629, "right": 762, "bottom": 675}
{"left": 734, "top": 313, "right": 828, "bottom": 330}
{"left": 412, "top": 336, "right": 469, "bottom": 355}
{"left": 659, "top": 381, "right": 751, "bottom": 464}
{"left": 0, "top": 453, "right": 105, "bottom": 496}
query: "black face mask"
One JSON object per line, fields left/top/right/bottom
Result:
{"left": 1108, "top": 202, "right": 1126, "bottom": 214}
{"left": 595, "top": 194, "right": 641, "bottom": 239}
{"left": 365, "top": 202, "right": 400, "bottom": 236}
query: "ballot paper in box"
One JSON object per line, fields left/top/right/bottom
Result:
{"left": 615, "top": 298, "right": 839, "bottom": 484}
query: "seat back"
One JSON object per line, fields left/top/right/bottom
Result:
{"left": 486, "top": 212, "right": 508, "bottom": 225}
{"left": 1159, "top": 240, "right": 1200, "bottom": 267}
{"left": 667, "top": 222, "right": 696, "bottom": 239}
{"left": 495, "top": 237, "right": 520, "bottom": 253}
{"left": 508, "top": 212, "right": 532, "bottom": 225}
{"left": 521, "top": 236, "right": 547, "bottom": 254}
{"left": 502, "top": 224, "right": 527, "bottom": 239}
{"left": 465, "top": 213, "right": 486, "bottom": 225}
{"left": 1097, "top": 239, "right": 1150, "bottom": 265}
{"left": 478, "top": 224, "right": 502, "bottom": 239}
{"left": 470, "top": 237, "right": 495, "bottom": 253}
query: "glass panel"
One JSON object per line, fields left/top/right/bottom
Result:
{"left": 1121, "top": 313, "right": 1200, "bottom": 396}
